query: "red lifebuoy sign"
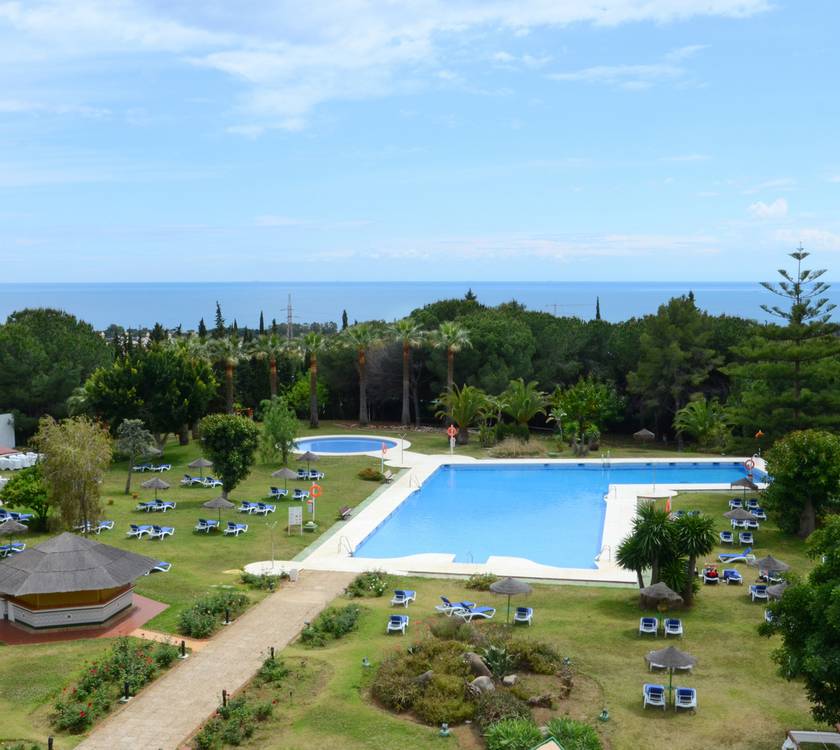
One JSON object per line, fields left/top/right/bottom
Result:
{"left": 744, "top": 459, "right": 755, "bottom": 471}
{"left": 311, "top": 483, "right": 322, "bottom": 498}
{"left": 446, "top": 425, "right": 458, "bottom": 439}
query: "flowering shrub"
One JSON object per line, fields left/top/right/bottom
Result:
{"left": 52, "top": 637, "right": 179, "bottom": 733}
{"left": 345, "top": 571, "right": 388, "bottom": 598}
{"left": 300, "top": 604, "right": 362, "bottom": 647}
{"left": 178, "top": 589, "right": 250, "bottom": 638}
{"left": 192, "top": 695, "right": 272, "bottom": 749}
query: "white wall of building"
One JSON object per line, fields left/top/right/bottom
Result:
{"left": 0, "top": 414, "right": 15, "bottom": 449}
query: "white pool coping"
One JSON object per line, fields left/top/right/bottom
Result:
{"left": 294, "top": 433, "right": 412, "bottom": 457}
{"left": 247, "top": 454, "right": 766, "bottom": 585}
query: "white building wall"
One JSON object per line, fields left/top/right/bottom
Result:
{"left": 0, "top": 414, "right": 14, "bottom": 449}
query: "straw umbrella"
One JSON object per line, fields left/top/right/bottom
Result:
{"left": 189, "top": 457, "right": 213, "bottom": 478}
{"left": 489, "top": 577, "right": 532, "bottom": 624}
{"left": 723, "top": 507, "right": 755, "bottom": 522}
{"left": 202, "top": 495, "right": 235, "bottom": 523}
{"left": 633, "top": 428, "right": 655, "bottom": 442}
{"left": 272, "top": 467, "right": 298, "bottom": 491}
{"left": 731, "top": 477, "right": 758, "bottom": 501}
{"left": 296, "top": 451, "right": 320, "bottom": 473}
{"left": 644, "top": 645, "right": 696, "bottom": 699}
{"left": 0, "top": 519, "right": 29, "bottom": 550}
{"left": 141, "top": 476, "right": 170, "bottom": 499}
{"left": 766, "top": 581, "right": 788, "bottom": 600}
{"left": 754, "top": 555, "right": 790, "bottom": 580}
{"left": 639, "top": 581, "right": 683, "bottom": 610}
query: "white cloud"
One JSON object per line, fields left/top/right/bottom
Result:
{"left": 775, "top": 228, "right": 840, "bottom": 251}
{"left": 0, "top": 0, "right": 769, "bottom": 131}
{"left": 748, "top": 197, "right": 788, "bottom": 219}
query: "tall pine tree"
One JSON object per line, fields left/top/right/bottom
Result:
{"left": 198, "top": 318, "right": 207, "bottom": 339}
{"left": 213, "top": 302, "right": 226, "bottom": 339}
{"left": 727, "top": 248, "right": 840, "bottom": 439}
{"left": 595, "top": 296, "right": 601, "bottom": 321}
{"left": 259, "top": 311, "right": 265, "bottom": 335}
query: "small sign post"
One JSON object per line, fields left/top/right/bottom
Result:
{"left": 288, "top": 505, "right": 303, "bottom": 536}
{"left": 447, "top": 424, "right": 458, "bottom": 455}
{"left": 380, "top": 442, "right": 388, "bottom": 473}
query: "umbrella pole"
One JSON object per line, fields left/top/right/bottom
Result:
{"left": 507, "top": 594, "right": 511, "bottom": 625}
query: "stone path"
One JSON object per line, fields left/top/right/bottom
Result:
{"left": 76, "top": 570, "right": 354, "bottom": 750}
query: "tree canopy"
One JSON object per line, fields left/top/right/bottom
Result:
{"left": 199, "top": 414, "right": 260, "bottom": 498}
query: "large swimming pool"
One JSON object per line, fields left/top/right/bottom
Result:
{"left": 354, "top": 461, "right": 758, "bottom": 568}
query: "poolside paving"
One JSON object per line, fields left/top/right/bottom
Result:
{"left": 75, "top": 569, "right": 354, "bottom": 750}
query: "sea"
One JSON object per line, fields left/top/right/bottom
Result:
{"left": 1, "top": 281, "right": 837, "bottom": 330}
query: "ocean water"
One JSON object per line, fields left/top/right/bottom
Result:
{"left": 2, "top": 281, "right": 836, "bottom": 329}
{"left": 354, "top": 461, "right": 752, "bottom": 568}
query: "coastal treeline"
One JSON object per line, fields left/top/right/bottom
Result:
{"left": 1, "top": 249, "right": 838, "bottom": 450}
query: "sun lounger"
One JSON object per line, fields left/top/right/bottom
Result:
{"left": 718, "top": 547, "right": 753, "bottom": 563}
{"left": 664, "top": 618, "right": 683, "bottom": 637}
{"left": 151, "top": 561, "right": 171, "bottom": 573}
{"left": 0, "top": 542, "right": 26, "bottom": 557}
{"left": 95, "top": 520, "right": 114, "bottom": 533}
{"left": 643, "top": 683, "right": 667, "bottom": 710}
{"left": 223, "top": 521, "right": 248, "bottom": 536}
{"left": 435, "top": 596, "right": 476, "bottom": 615}
{"left": 293, "top": 489, "right": 310, "bottom": 500}
{"left": 514, "top": 607, "right": 533, "bottom": 626}
{"left": 136, "top": 501, "right": 157, "bottom": 512}
{"left": 387, "top": 614, "right": 409, "bottom": 635}
{"left": 253, "top": 502, "right": 275, "bottom": 515}
{"left": 8, "top": 511, "right": 33, "bottom": 522}
{"left": 454, "top": 605, "right": 495, "bottom": 622}
{"left": 127, "top": 524, "right": 153, "bottom": 538}
{"left": 202, "top": 477, "right": 223, "bottom": 488}
{"left": 674, "top": 687, "right": 697, "bottom": 712}
{"left": 156, "top": 500, "right": 176, "bottom": 512}
{"left": 149, "top": 464, "right": 171, "bottom": 472}
{"left": 722, "top": 568, "right": 743, "bottom": 585}
{"left": 307, "top": 470, "right": 325, "bottom": 480}
{"left": 719, "top": 530, "right": 734, "bottom": 544}
{"left": 148, "top": 525, "right": 174, "bottom": 540}
{"left": 639, "top": 616, "right": 659, "bottom": 636}
{"left": 194, "top": 518, "right": 220, "bottom": 533}
{"left": 745, "top": 519, "right": 759, "bottom": 530}
{"left": 383, "top": 470, "right": 394, "bottom": 483}
{"left": 750, "top": 584, "right": 768, "bottom": 602}
{"left": 296, "top": 469, "right": 308, "bottom": 480}
{"left": 746, "top": 499, "right": 759, "bottom": 510}
{"left": 750, "top": 508, "right": 767, "bottom": 520}
{"left": 702, "top": 571, "right": 720, "bottom": 585}
{"left": 338, "top": 506, "right": 352, "bottom": 520}
{"left": 728, "top": 498, "right": 742, "bottom": 509}
{"left": 238, "top": 501, "right": 258, "bottom": 514}
{"left": 731, "top": 519, "right": 747, "bottom": 530}
{"left": 739, "top": 532, "right": 754, "bottom": 545}
{"left": 269, "top": 487, "right": 289, "bottom": 498}
{"left": 133, "top": 463, "right": 151, "bottom": 472}
{"left": 181, "top": 474, "right": 206, "bottom": 486}
{"left": 390, "top": 590, "right": 416, "bottom": 607}
{"left": 671, "top": 509, "right": 685, "bottom": 519}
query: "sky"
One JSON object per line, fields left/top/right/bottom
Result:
{"left": 1, "top": 0, "right": 839, "bottom": 282}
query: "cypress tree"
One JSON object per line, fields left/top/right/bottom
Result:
{"left": 198, "top": 318, "right": 207, "bottom": 339}
{"left": 595, "top": 296, "right": 601, "bottom": 321}
{"left": 728, "top": 248, "right": 840, "bottom": 438}
{"left": 213, "top": 302, "right": 225, "bottom": 338}
{"left": 271, "top": 318, "right": 278, "bottom": 334}
{"left": 259, "top": 311, "right": 265, "bottom": 335}
{"left": 150, "top": 322, "right": 166, "bottom": 343}
{"left": 341, "top": 309, "right": 349, "bottom": 330}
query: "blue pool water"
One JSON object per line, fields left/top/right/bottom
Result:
{"left": 355, "top": 462, "right": 757, "bottom": 568}
{"left": 295, "top": 436, "right": 399, "bottom": 454}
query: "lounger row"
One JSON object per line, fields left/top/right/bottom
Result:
{"left": 132, "top": 464, "right": 171, "bottom": 472}
{"left": 73, "top": 520, "right": 115, "bottom": 534}
{"left": 268, "top": 488, "right": 311, "bottom": 500}
{"left": 136, "top": 500, "right": 177, "bottom": 512}
{"left": 295, "top": 470, "right": 325, "bottom": 480}
{"left": 126, "top": 525, "right": 175, "bottom": 539}
{"left": 194, "top": 520, "right": 249, "bottom": 535}
{"left": 639, "top": 617, "right": 684, "bottom": 637}
{"left": 643, "top": 683, "right": 697, "bottom": 712}
{"left": 701, "top": 568, "right": 743, "bottom": 584}
{"left": 719, "top": 531, "right": 755, "bottom": 545}
{"left": 238, "top": 502, "right": 276, "bottom": 515}
{"left": 180, "top": 475, "right": 223, "bottom": 488}
{"left": 728, "top": 497, "right": 763, "bottom": 511}
{"left": 731, "top": 519, "right": 761, "bottom": 530}
{"left": 0, "top": 453, "right": 40, "bottom": 470}
{"left": 0, "top": 509, "right": 33, "bottom": 523}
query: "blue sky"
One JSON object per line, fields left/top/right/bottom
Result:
{"left": 1, "top": 0, "right": 839, "bottom": 282}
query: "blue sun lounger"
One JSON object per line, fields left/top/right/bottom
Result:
{"left": 223, "top": 521, "right": 248, "bottom": 536}
{"left": 269, "top": 487, "right": 289, "bottom": 498}
{"left": 739, "top": 531, "right": 754, "bottom": 545}
{"left": 514, "top": 607, "right": 533, "bottom": 626}
{"left": 387, "top": 614, "right": 409, "bottom": 634}
{"left": 643, "top": 683, "right": 666, "bottom": 710}
{"left": 293, "top": 489, "right": 310, "bottom": 500}
{"left": 391, "top": 590, "right": 416, "bottom": 607}
{"left": 253, "top": 503, "right": 275, "bottom": 515}
{"left": 664, "top": 618, "right": 683, "bottom": 637}
{"left": 750, "top": 584, "right": 768, "bottom": 602}
{"left": 194, "top": 518, "right": 220, "bottom": 533}
{"left": 150, "top": 561, "right": 171, "bottom": 573}
{"left": 674, "top": 687, "right": 697, "bottom": 712}
{"left": 718, "top": 546, "right": 753, "bottom": 563}
{"left": 0, "top": 542, "right": 26, "bottom": 557}
{"left": 639, "top": 616, "right": 658, "bottom": 636}
{"left": 149, "top": 525, "right": 174, "bottom": 540}
{"left": 719, "top": 530, "right": 734, "bottom": 544}
{"left": 435, "top": 596, "right": 476, "bottom": 615}
{"left": 127, "top": 524, "right": 153, "bottom": 538}
{"left": 722, "top": 568, "right": 743, "bottom": 585}
{"left": 454, "top": 605, "right": 495, "bottom": 622}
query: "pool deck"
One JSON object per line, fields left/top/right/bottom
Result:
{"left": 246, "top": 454, "right": 766, "bottom": 585}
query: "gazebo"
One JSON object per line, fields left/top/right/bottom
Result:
{"left": 0, "top": 532, "right": 158, "bottom": 630}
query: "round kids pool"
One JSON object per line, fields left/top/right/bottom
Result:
{"left": 293, "top": 435, "right": 405, "bottom": 456}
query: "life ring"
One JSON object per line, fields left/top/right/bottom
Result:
{"left": 744, "top": 458, "right": 755, "bottom": 471}
{"left": 310, "top": 483, "right": 322, "bottom": 498}
{"left": 446, "top": 425, "right": 458, "bottom": 439}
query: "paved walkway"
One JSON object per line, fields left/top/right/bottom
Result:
{"left": 76, "top": 570, "right": 354, "bottom": 750}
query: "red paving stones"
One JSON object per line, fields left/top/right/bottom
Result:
{"left": 0, "top": 594, "right": 167, "bottom": 645}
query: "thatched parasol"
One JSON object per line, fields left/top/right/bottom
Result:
{"left": 633, "top": 428, "right": 655, "bottom": 442}
{"left": 296, "top": 451, "right": 320, "bottom": 471}
{"left": 141, "top": 476, "right": 170, "bottom": 499}
{"left": 639, "top": 581, "right": 683, "bottom": 610}
{"left": 272, "top": 466, "right": 298, "bottom": 490}
{"left": 202, "top": 495, "right": 235, "bottom": 523}
{"left": 724, "top": 507, "right": 756, "bottom": 522}
{"left": 489, "top": 577, "right": 532, "bottom": 624}
{"left": 188, "top": 457, "right": 213, "bottom": 478}
{"left": 731, "top": 476, "right": 759, "bottom": 499}
{"left": 645, "top": 645, "right": 696, "bottom": 697}
{"left": 766, "top": 581, "right": 788, "bottom": 600}
{"left": 0, "top": 518, "right": 29, "bottom": 548}
{"left": 754, "top": 555, "right": 789, "bottom": 577}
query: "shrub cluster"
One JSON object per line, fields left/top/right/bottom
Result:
{"left": 474, "top": 690, "right": 531, "bottom": 730}
{"left": 546, "top": 717, "right": 603, "bottom": 750}
{"left": 484, "top": 718, "right": 543, "bottom": 750}
{"left": 358, "top": 467, "right": 384, "bottom": 481}
{"left": 345, "top": 571, "right": 388, "bottom": 598}
{"left": 465, "top": 573, "right": 499, "bottom": 591}
{"left": 489, "top": 437, "right": 548, "bottom": 458}
{"left": 508, "top": 639, "right": 565, "bottom": 675}
{"left": 300, "top": 604, "right": 362, "bottom": 647}
{"left": 53, "top": 638, "right": 179, "bottom": 732}
{"left": 240, "top": 571, "right": 285, "bottom": 590}
{"left": 192, "top": 696, "right": 273, "bottom": 750}
{"left": 178, "top": 590, "right": 249, "bottom": 638}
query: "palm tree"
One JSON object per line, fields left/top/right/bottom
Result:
{"left": 673, "top": 398, "right": 731, "bottom": 450}
{"left": 501, "top": 378, "right": 546, "bottom": 428}
{"left": 616, "top": 533, "right": 647, "bottom": 589}
{"left": 388, "top": 318, "right": 425, "bottom": 427}
{"left": 632, "top": 501, "right": 675, "bottom": 586}
{"left": 674, "top": 514, "right": 717, "bottom": 605}
{"left": 342, "top": 323, "right": 381, "bottom": 426}
{"left": 300, "top": 333, "right": 328, "bottom": 428}
{"left": 434, "top": 322, "right": 471, "bottom": 409}
{"left": 208, "top": 336, "right": 245, "bottom": 414}
{"left": 433, "top": 384, "right": 488, "bottom": 444}
{"left": 249, "top": 334, "right": 289, "bottom": 399}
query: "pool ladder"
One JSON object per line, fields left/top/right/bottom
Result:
{"left": 601, "top": 451, "right": 611, "bottom": 470}
{"left": 337, "top": 536, "right": 354, "bottom": 557}
{"left": 596, "top": 544, "right": 612, "bottom": 563}
{"left": 408, "top": 471, "right": 422, "bottom": 489}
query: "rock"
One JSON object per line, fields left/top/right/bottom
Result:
{"left": 464, "top": 652, "right": 493, "bottom": 678}
{"left": 414, "top": 670, "right": 434, "bottom": 686}
{"left": 527, "top": 694, "right": 554, "bottom": 708}
{"left": 469, "top": 676, "right": 496, "bottom": 696}
{"left": 502, "top": 675, "right": 518, "bottom": 686}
